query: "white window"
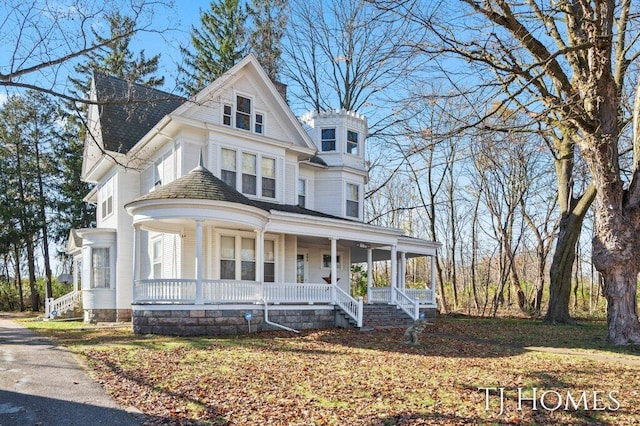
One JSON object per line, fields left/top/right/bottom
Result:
{"left": 241, "top": 237, "right": 256, "bottom": 281}
{"left": 220, "top": 235, "right": 256, "bottom": 281}
{"left": 347, "top": 130, "right": 359, "bottom": 155}
{"left": 221, "top": 148, "right": 237, "bottom": 189}
{"left": 91, "top": 248, "right": 110, "bottom": 288}
{"left": 242, "top": 153, "right": 257, "bottom": 195}
{"left": 236, "top": 95, "right": 251, "bottom": 130}
{"left": 220, "top": 236, "right": 236, "bottom": 280}
{"left": 321, "top": 128, "right": 336, "bottom": 152}
{"left": 298, "top": 179, "right": 306, "bottom": 208}
{"left": 223, "top": 104, "right": 232, "bottom": 126}
{"left": 152, "top": 238, "right": 162, "bottom": 278}
{"left": 255, "top": 112, "right": 264, "bottom": 134}
{"left": 322, "top": 253, "right": 341, "bottom": 269}
{"left": 264, "top": 240, "right": 275, "bottom": 283}
{"left": 100, "top": 179, "right": 113, "bottom": 219}
{"left": 346, "top": 183, "right": 359, "bottom": 218}
{"left": 261, "top": 157, "right": 276, "bottom": 198}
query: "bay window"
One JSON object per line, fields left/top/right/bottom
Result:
{"left": 221, "top": 148, "right": 237, "bottom": 189}
{"left": 242, "top": 153, "right": 257, "bottom": 195}
{"left": 91, "top": 248, "right": 110, "bottom": 288}
{"left": 261, "top": 157, "right": 276, "bottom": 198}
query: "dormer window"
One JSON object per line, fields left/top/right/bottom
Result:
{"left": 236, "top": 95, "right": 251, "bottom": 130}
{"left": 321, "top": 128, "right": 336, "bottom": 151}
{"left": 347, "top": 130, "right": 359, "bottom": 155}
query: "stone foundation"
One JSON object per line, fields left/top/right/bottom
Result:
{"left": 132, "top": 307, "right": 336, "bottom": 336}
{"left": 84, "top": 309, "right": 117, "bottom": 323}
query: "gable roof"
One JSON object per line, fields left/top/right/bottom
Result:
{"left": 173, "top": 54, "right": 318, "bottom": 153}
{"left": 93, "top": 73, "right": 185, "bottom": 153}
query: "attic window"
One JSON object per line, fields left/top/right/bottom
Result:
{"left": 223, "top": 104, "right": 232, "bottom": 126}
{"left": 255, "top": 113, "right": 264, "bottom": 134}
{"left": 236, "top": 95, "right": 251, "bottom": 130}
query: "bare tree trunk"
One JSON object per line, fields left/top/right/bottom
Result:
{"left": 33, "top": 130, "right": 53, "bottom": 300}
{"left": 13, "top": 245, "right": 24, "bottom": 312}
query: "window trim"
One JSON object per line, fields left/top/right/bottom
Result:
{"left": 91, "top": 247, "right": 111, "bottom": 289}
{"left": 241, "top": 152, "right": 257, "bottom": 195}
{"left": 346, "top": 182, "right": 360, "bottom": 218}
{"left": 100, "top": 178, "right": 114, "bottom": 220}
{"left": 222, "top": 103, "right": 232, "bottom": 126}
{"left": 298, "top": 178, "right": 307, "bottom": 208}
{"left": 321, "top": 128, "right": 337, "bottom": 152}
{"left": 346, "top": 130, "right": 359, "bottom": 155}
{"left": 221, "top": 148, "right": 238, "bottom": 189}
{"left": 219, "top": 147, "right": 278, "bottom": 200}
{"left": 255, "top": 111, "right": 264, "bottom": 134}
{"left": 261, "top": 156, "right": 276, "bottom": 198}
{"left": 321, "top": 252, "right": 342, "bottom": 270}
{"left": 217, "top": 232, "right": 278, "bottom": 282}
{"left": 152, "top": 237, "right": 162, "bottom": 279}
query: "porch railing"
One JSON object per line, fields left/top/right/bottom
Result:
{"left": 369, "top": 287, "right": 391, "bottom": 303}
{"left": 404, "top": 288, "right": 434, "bottom": 303}
{"left": 335, "top": 285, "right": 363, "bottom": 327}
{"left": 135, "top": 279, "right": 196, "bottom": 303}
{"left": 133, "top": 279, "right": 363, "bottom": 327}
{"left": 264, "top": 283, "right": 332, "bottom": 304}
{"left": 392, "top": 287, "right": 419, "bottom": 321}
{"left": 45, "top": 290, "right": 82, "bottom": 319}
{"left": 201, "top": 280, "right": 262, "bottom": 303}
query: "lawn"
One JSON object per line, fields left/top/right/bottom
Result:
{"left": 20, "top": 316, "right": 640, "bottom": 425}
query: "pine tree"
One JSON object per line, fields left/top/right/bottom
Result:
{"left": 178, "top": 0, "right": 247, "bottom": 95}
{"left": 70, "top": 12, "right": 165, "bottom": 96}
{"left": 55, "top": 11, "right": 166, "bottom": 245}
{"left": 247, "top": 0, "right": 288, "bottom": 82}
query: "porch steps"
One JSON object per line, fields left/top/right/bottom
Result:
{"left": 362, "top": 303, "right": 413, "bottom": 329}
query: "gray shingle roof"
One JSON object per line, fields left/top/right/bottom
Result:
{"left": 129, "top": 165, "right": 266, "bottom": 209}
{"left": 128, "top": 165, "right": 352, "bottom": 222}
{"left": 94, "top": 73, "right": 185, "bottom": 153}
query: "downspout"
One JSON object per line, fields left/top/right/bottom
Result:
{"left": 262, "top": 299, "right": 299, "bottom": 333}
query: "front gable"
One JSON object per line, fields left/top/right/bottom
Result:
{"left": 174, "top": 54, "right": 317, "bottom": 153}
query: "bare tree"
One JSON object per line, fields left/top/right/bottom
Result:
{"left": 0, "top": 0, "right": 172, "bottom": 102}
{"left": 282, "top": 0, "right": 424, "bottom": 114}
{"left": 388, "top": 0, "right": 640, "bottom": 343}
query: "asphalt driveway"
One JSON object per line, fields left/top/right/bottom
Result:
{"left": 0, "top": 316, "right": 142, "bottom": 426}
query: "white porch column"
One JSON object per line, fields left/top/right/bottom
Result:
{"left": 330, "top": 237, "right": 338, "bottom": 302}
{"left": 255, "top": 230, "right": 264, "bottom": 283}
{"left": 366, "top": 248, "right": 373, "bottom": 303}
{"left": 390, "top": 245, "right": 397, "bottom": 304}
{"left": 431, "top": 254, "right": 437, "bottom": 304}
{"left": 195, "top": 220, "right": 204, "bottom": 304}
{"left": 400, "top": 251, "right": 407, "bottom": 291}
{"left": 132, "top": 224, "right": 141, "bottom": 301}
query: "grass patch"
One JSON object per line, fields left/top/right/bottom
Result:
{"left": 20, "top": 316, "right": 640, "bottom": 425}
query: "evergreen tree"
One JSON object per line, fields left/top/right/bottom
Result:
{"left": 55, "top": 11, "right": 166, "bottom": 245}
{"left": 70, "top": 12, "right": 165, "bottom": 95}
{"left": 247, "top": 0, "right": 288, "bottom": 81}
{"left": 178, "top": 0, "right": 247, "bottom": 95}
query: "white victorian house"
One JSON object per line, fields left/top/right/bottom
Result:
{"left": 56, "top": 55, "right": 440, "bottom": 335}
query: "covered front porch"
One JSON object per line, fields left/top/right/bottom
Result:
{"left": 124, "top": 164, "right": 439, "bottom": 334}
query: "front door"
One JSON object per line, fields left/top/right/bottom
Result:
{"left": 296, "top": 252, "right": 307, "bottom": 283}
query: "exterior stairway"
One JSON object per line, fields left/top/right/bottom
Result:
{"left": 362, "top": 303, "right": 414, "bottom": 329}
